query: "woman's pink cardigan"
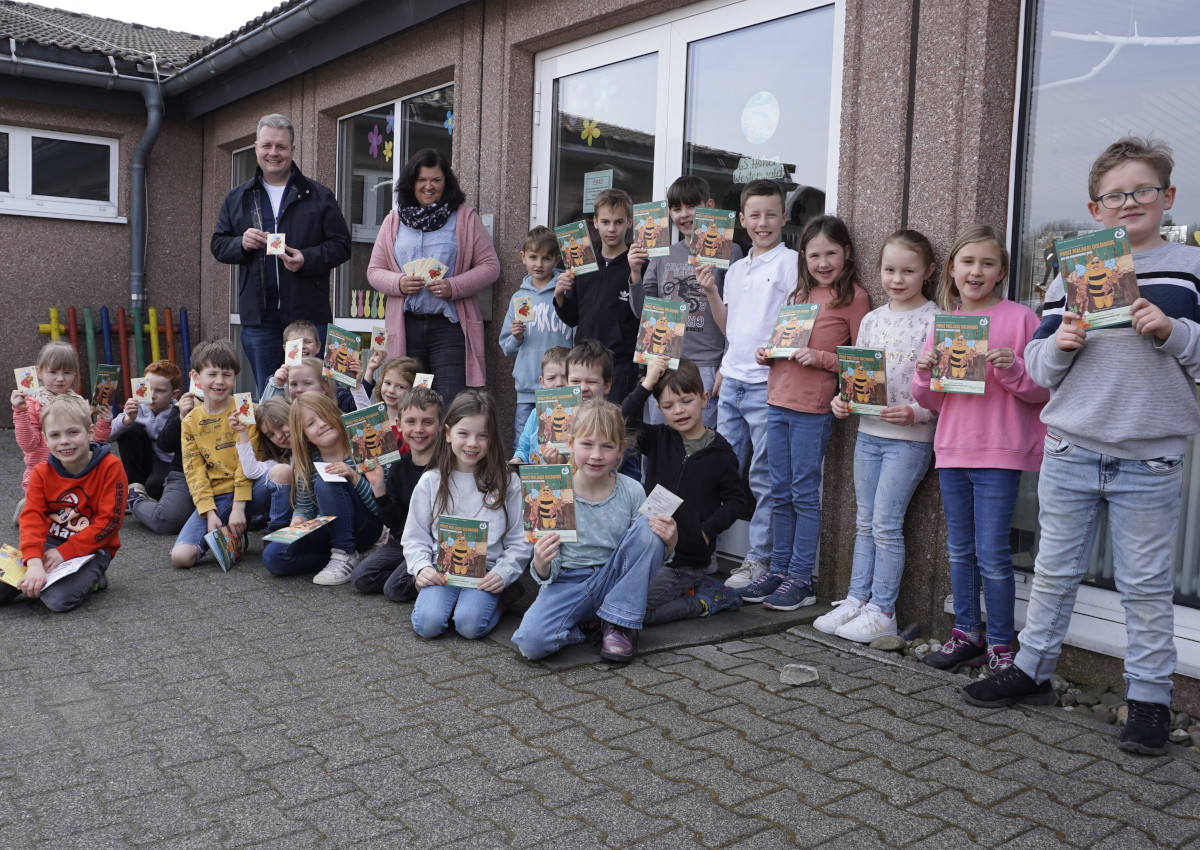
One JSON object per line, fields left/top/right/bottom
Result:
{"left": 366, "top": 205, "right": 500, "bottom": 387}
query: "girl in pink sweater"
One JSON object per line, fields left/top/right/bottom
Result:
{"left": 912, "top": 225, "right": 1049, "bottom": 674}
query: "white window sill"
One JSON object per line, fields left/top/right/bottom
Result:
{"left": 0, "top": 205, "right": 125, "bottom": 224}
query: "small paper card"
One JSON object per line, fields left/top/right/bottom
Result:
{"left": 930, "top": 315, "right": 989, "bottom": 395}
{"left": 233, "top": 392, "right": 255, "bottom": 426}
{"left": 314, "top": 462, "right": 348, "bottom": 483}
{"left": 343, "top": 403, "right": 400, "bottom": 471}
{"left": 688, "top": 209, "right": 737, "bottom": 269}
{"left": 512, "top": 295, "right": 534, "bottom": 324}
{"left": 191, "top": 384, "right": 205, "bottom": 401}
{"left": 768, "top": 304, "right": 820, "bottom": 358}
{"left": 204, "top": 527, "right": 243, "bottom": 573}
{"left": 402, "top": 257, "right": 450, "bottom": 281}
{"left": 285, "top": 338, "right": 304, "bottom": 367}
{"left": 633, "top": 201, "right": 670, "bottom": 258}
{"left": 14, "top": 366, "right": 39, "bottom": 392}
{"left": 266, "top": 233, "right": 286, "bottom": 255}
{"left": 322, "top": 325, "right": 362, "bottom": 388}
{"left": 535, "top": 385, "right": 582, "bottom": 454}
{"left": 638, "top": 484, "right": 684, "bottom": 519}
{"left": 633, "top": 297, "right": 687, "bottom": 369}
{"left": 437, "top": 516, "right": 489, "bottom": 589}
{"left": 92, "top": 364, "right": 120, "bottom": 415}
{"left": 370, "top": 325, "right": 388, "bottom": 353}
{"left": 555, "top": 221, "right": 598, "bottom": 275}
{"left": 0, "top": 544, "right": 24, "bottom": 588}
{"left": 1055, "top": 225, "right": 1139, "bottom": 330}
{"left": 837, "top": 347, "right": 888, "bottom": 415}
{"left": 519, "top": 465, "right": 577, "bottom": 542}
{"left": 130, "top": 377, "right": 150, "bottom": 404}
{"left": 263, "top": 516, "right": 336, "bottom": 544}
{"left": 413, "top": 373, "right": 434, "bottom": 389}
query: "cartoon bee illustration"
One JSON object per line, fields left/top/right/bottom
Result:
{"left": 533, "top": 485, "right": 563, "bottom": 530}
{"left": 849, "top": 363, "right": 877, "bottom": 405}
{"left": 548, "top": 401, "right": 571, "bottom": 443}
{"left": 563, "top": 236, "right": 585, "bottom": 267}
{"left": 700, "top": 225, "right": 721, "bottom": 258}
{"left": 362, "top": 421, "right": 384, "bottom": 459}
{"left": 642, "top": 313, "right": 673, "bottom": 356}
{"left": 942, "top": 332, "right": 977, "bottom": 379}
{"left": 450, "top": 535, "right": 472, "bottom": 575}
{"left": 1080, "top": 253, "right": 1118, "bottom": 310}
{"left": 771, "top": 315, "right": 808, "bottom": 350}
{"left": 640, "top": 215, "right": 660, "bottom": 248}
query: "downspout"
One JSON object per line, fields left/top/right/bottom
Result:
{"left": 129, "top": 81, "right": 163, "bottom": 311}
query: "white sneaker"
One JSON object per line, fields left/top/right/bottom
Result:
{"left": 725, "top": 558, "right": 768, "bottom": 589}
{"left": 813, "top": 598, "right": 863, "bottom": 635}
{"left": 835, "top": 604, "right": 897, "bottom": 644}
{"left": 313, "top": 549, "right": 360, "bottom": 586}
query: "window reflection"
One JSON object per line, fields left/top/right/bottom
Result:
{"left": 31, "top": 137, "right": 109, "bottom": 201}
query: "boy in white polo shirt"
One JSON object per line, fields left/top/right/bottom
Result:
{"left": 700, "top": 179, "right": 797, "bottom": 587}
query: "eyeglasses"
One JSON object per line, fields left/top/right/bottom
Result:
{"left": 1093, "top": 186, "right": 1166, "bottom": 209}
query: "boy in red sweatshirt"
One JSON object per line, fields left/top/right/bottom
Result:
{"left": 5, "top": 394, "right": 126, "bottom": 612}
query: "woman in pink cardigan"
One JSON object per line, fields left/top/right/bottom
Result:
{"left": 367, "top": 149, "right": 499, "bottom": 403}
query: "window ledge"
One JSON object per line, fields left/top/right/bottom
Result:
{"left": 0, "top": 205, "right": 125, "bottom": 224}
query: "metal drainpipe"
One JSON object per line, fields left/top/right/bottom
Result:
{"left": 129, "top": 81, "right": 163, "bottom": 312}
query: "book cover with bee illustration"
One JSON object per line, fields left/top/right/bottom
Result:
{"left": 767, "top": 304, "right": 820, "bottom": 358}
{"left": 436, "top": 516, "right": 489, "bottom": 588}
{"left": 1055, "top": 226, "right": 1138, "bottom": 330}
{"left": 342, "top": 403, "right": 400, "bottom": 471}
{"left": 633, "top": 297, "right": 687, "bottom": 369}
{"left": 930, "top": 315, "right": 989, "bottom": 394}
{"left": 837, "top": 347, "right": 888, "bottom": 415}
{"left": 14, "top": 366, "right": 39, "bottom": 393}
{"left": 554, "top": 221, "right": 598, "bottom": 275}
{"left": 512, "top": 294, "right": 534, "bottom": 324}
{"left": 519, "top": 465, "right": 577, "bottom": 543}
{"left": 633, "top": 201, "right": 670, "bottom": 258}
{"left": 0, "top": 544, "right": 24, "bottom": 588}
{"left": 688, "top": 209, "right": 737, "bottom": 269}
{"left": 203, "top": 526, "right": 244, "bottom": 573}
{"left": 322, "top": 324, "right": 362, "bottom": 388}
{"left": 535, "top": 385, "right": 582, "bottom": 454}
{"left": 91, "top": 364, "right": 121, "bottom": 417}
{"left": 262, "top": 516, "right": 336, "bottom": 544}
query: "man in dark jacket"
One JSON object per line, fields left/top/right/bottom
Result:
{"left": 211, "top": 113, "right": 351, "bottom": 394}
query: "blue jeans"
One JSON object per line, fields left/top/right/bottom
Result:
{"left": 262, "top": 477, "right": 382, "bottom": 576}
{"left": 239, "top": 312, "right": 284, "bottom": 401}
{"left": 514, "top": 402, "right": 535, "bottom": 452}
{"left": 767, "top": 405, "right": 832, "bottom": 583}
{"left": 1016, "top": 436, "right": 1184, "bottom": 705}
{"left": 512, "top": 518, "right": 665, "bottom": 660}
{"left": 404, "top": 313, "right": 466, "bottom": 404}
{"left": 174, "top": 477, "right": 273, "bottom": 554}
{"left": 412, "top": 585, "right": 502, "bottom": 640}
{"left": 939, "top": 467, "right": 1022, "bottom": 647}
{"left": 716, "top": 377, "right": 771, "bottom": 563}
{"left": 645, "top": 364, "right": 719, "bottom": 430}
{"left": 847, "top": 433, "right": 933, "bottom": 613}
{"left": 264, "top": 478, "right": 292, "bottom": 532}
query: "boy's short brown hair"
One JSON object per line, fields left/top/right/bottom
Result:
{"left": 191, "top": 339, "right": 240, "bottom": 374}
{"left": 593, "top": 188, "right": 632, "bottom": 221}
{"left": 145, "top": 359, "right": 184, "bottom": 392}
{"left": 541, "top": 346, "right": 570, "bottom": 373}
{"left": 652, "top": 358, "right": 704, "bottom": 402}
{"left": 1088, "top": 136, "right": 1174, "bottom": 200}
{"left": 739, "top": 179, "right": 786, "bottom": 211}
{"left": 398, "top": 386, "right": 444, "bottom": 419}
{"left": 667, "top": 175, "right": 712, "bottom": 210}
{"left": 566, "top": 339, "right": 613, "bottom": 385}
{"left": 522, "top": 225, "right": 560, "bottom": 257}
{"left": 283, "top": 320, "right": 319, "bottom": 343}
{"left": 39, "top": 393, "right": 92, "bottom": 431}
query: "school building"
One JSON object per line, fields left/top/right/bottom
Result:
{"left": 1, "top": 0, "right": 1197, "bottom": 701}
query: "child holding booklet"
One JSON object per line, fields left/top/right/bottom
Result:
{"left": 511, "top": 347, "right": 570, "bottom": 464}
{"left": 261, "top": 320, "right": 322, "bottom": 401}
{"left": 5, "top": 394, "right": 126, "bottom": 612}
{"left": 262, "top": 391, "right": 383, "bottom": 584}
{"left": 285, "top": 356, "right": 369, "bottom": 412}
{"left": 109, "top": 359, "right": 182, "bottom": 502}
{"left": 815, "top": 230, "right": 939, "bottom": 642}
{"left": 742, "top": 215, "right": 870, "bottom": 611}
{"left": 913, "top": 225, "right": 1048, "bottom": 673}
{"left": 230, "top": 398, "right": 294, "bottom": 532}
{"left": 126, "top": 392, "right": 195, "bottom": 536}
{"left": 513, "top": 399, "right": 677, "bottom": 663}
{"left": 403, "top": 391, "right": 531, "bottom": 639}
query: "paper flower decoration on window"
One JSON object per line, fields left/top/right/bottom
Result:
{"left": 383, "top": 140, "right": 393, "bottom": 163}
{"left": 386, "top": 110, "right": 394, "bottom": 135}
{"left": 444, "top": 110, "right": 454, "bottom": 136}
{"left": 592, "top": 76, "right": 616, "bottom": 114}
{"left": 367, "top": 125, "right": 383, "bottom": 158}
{"left": 581, "top": 119, "right": 601, "bottom": 146}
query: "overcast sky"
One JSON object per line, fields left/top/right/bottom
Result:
{"left": 43, "top": 0, "right": 281, "bottom": 38}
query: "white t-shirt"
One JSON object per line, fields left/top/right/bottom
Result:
{"left": 719, "top": 242, "right": 797, "bottom": 383}
{"left": 264, "top": 182, "right": 286, "bottom": 219}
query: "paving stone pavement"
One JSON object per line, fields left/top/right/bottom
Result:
{"left": 5, "top": 439, "right": 1200, "bottom": 847}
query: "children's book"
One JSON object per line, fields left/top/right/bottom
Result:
{"left": 767, "top": 304, "right": 820, "bottom": 358}
{"left": 633, "top": 297, "right": 687, "bottom": 369}
{"left": 14, "top": 366, "right": 39, "bottom": 392}
{"left": 436, "top": 516, "right": 489, "bottom": 589}
{"left": 930, "top": 315, "right": 989, "bottom": 394}
{"left": 633, "top": 201, "right": 670, "bottom": 258}
{"left": 263, "top": 516, "right": 336, "bottom": 544}
{"left": 402, "top": 257, "right": 450, "bottom": 282}
{"left": 130, "top": 377, "right": 150, "bottom": 404}
{"left": 233, "top": 392, "right": 255, "bottom": 426}
{"left": 554, "top": 221, "right": 598, "bottom": 275}
{"left": 285, "top": 338, "right": 304, "bottom": 367}
{"left": 413, "top": 373, "right": 434, "bottom": 389}
{"left": 0, "top": 544, "right": 24, "bottom": 588}
{"left": 322, "top": 325, "right": 362, "bottom": 388}
{"left": 204, "top": 527, "right": 244, "bottom": 573}
{"left": 535, "top": 385, "right": 582, "bottom": 454}
{"left": 266, "top": 233, "right": 286, "bottom": 256}
{"left": 1055, "top": 226, "right": 1139, "bottom": 330}
{"left": 92, "top": 364, "right": 121, "bottom": 415}
{"left": 343, "top": 403, "right": 401, "bottom": 471}
{"left": 519, "top": 465, "right": 577, "bottom": 542}
{"left": 837, "top": 347, "right": 888, "bottom": 415}
{"left": 638, "top": 484, "right": 684, "bottom": 519}
{"left": 688, "top": 209, "right": 737, "bottom": 269}
{"left": 512, "top": 295, "right": 534, "bottom": 324}
{"left": 369, "top": 325, "right": 388, "bottom": 353}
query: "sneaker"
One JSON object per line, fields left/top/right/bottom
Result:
{"left": 988, "top": 644, "right": 1015, "bottom": 672}
{"left": 922, "top": 628, "right": 986, "bottom": 672}
{"left": 693, "top": 577, "right": 741, "bottom": 617}
{"left": 835, "top": 604, "right": 896, "bottom": 644}
{"left": 738, "top": 571, "right": 784, "bottom": 603}
{"left": 90, "top": 573, "right": 109, "bottom": 593}
{"left": 725, "top": 558, "right": 768, "bottom": 589}
{"left": 313, "top": 549, "right": 360, "bottom": 586}
{"left": 962, "top": 663, "right": 1055, "bottom": 707}
{"left": 762, "top": 579, "right": 815, "bottom": 611}
{"left": 127, "top": 483, "right": 148, "bottom": 510}
{"left": 813, "top": 598, "right": 863, "bottom": 635}
{"left": 599, "top": 621, "right": 635, "bottom": 662}
{"left": 12, "top": 497, "right": 25, "bottom": 527}
{"left": 1118, "top": 699, "right": 1171, "bottom": 755}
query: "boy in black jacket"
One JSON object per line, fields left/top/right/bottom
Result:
{"left": 622, "top": 357, "right": 746, "bottom": 623}
{"left": 353, "top": 387, "right": 443, "bottom": 601}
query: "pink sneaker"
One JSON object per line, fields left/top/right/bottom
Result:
{"left": 599, "top": 621, "right": 635, "bottom": 662}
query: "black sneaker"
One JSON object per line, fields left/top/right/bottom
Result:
{"left": 922, "top": 628, "right": 986, "bottom": 673}
{"left": 962, "top": 664, "right": 1055, "bottom": 707}
{"left": 1119, "top": 699, "right": 1171, "bottom": 755}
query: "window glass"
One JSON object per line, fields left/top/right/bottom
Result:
{"left": 403, "top": 87, "right": 455, "bottom": 166}
{"left": 230, "top": 146, "right": 260, "bottom": 395}
{"left": 0, "top": 132, "right": 8, "bottom": 194}
{"left": 31, "top": 136, "right": 109, "bottom": 201}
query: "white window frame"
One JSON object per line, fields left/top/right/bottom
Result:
{"left": 0, "top": 125, "right": 122, "bottom": 222}
{"left": 228, "top": 143, "right": 257, "bottom": 329}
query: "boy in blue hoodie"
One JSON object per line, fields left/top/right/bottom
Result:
{"left": 500, "top": 226, "right": 576, "bottom": 447}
